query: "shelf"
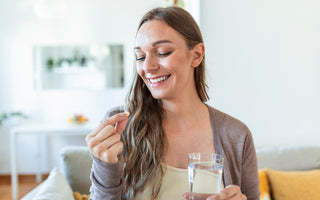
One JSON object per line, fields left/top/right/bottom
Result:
{"left": 47, "top": 66, "right": 102, "bottom": 74}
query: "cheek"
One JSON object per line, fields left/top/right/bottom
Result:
{"left": 158, "top": 55, "right": 177, "bottom": 69}
{"left": 136, "top": 64, "right": 148, "bottom": 84}
{"left": 161, "top": 53, "right": 190, "bottom": 71}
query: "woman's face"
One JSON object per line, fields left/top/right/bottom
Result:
{"left": 134, "top": 20, "right": 198, "bottom": 101}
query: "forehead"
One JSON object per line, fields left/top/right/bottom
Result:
{"left": 135, "top": 20, "right": 185, "bottom": 48}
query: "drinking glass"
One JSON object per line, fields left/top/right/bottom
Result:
{"left": 188, "top": 153, "right": 224, "bottom": 200}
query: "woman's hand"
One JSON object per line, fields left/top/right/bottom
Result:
{"left": 183, "top": 185, "right": 247, "bottom": 200}
{"left": 86, "top": 112, "right": 129, "bottom": 163}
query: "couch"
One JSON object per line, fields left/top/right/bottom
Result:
{"left": 22, "top": 145, "right": 320, "bottom": 200}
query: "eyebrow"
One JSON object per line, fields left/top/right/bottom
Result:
{"left": 134, "top": 40, "right": 172, "bottom": 50}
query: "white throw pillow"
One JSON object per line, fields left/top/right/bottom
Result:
{"left": 33, "top": 168, "right": 75, "bottom": 200}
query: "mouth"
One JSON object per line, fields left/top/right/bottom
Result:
{"left": 148, "top": 75, "right": 171, "bottom": 84}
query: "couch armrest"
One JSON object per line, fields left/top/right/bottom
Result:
{"left": 60, "top": 146, "right": 92, "bottom": 194}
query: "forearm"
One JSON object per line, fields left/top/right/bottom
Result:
{"left": 89, "top": 154, "right": 124, "bottom": 200}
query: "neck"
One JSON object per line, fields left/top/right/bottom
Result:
{"left": 162, "top": 97, "right": 207, "bottom": 123}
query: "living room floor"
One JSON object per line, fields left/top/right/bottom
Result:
{"left": 0, "top": 174, "right": 48, "bottom": 200}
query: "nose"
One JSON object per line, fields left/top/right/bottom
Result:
{"left": 143, "top": 54, "right": 159, "bottom": 72}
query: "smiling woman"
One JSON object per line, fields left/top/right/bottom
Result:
{"left": 134, "top": 19, "right": 204, "bottom": 100}
{"left": 86, "top": 6, "right": 260, "bottom": 200}
{"left": 134, "top": 9, "right": 207, "bottom": 102}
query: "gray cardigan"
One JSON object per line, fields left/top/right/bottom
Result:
{"left": 89, "top": 105, "right": 260, "bottom": 200}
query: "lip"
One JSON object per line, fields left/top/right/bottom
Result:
{"left": 147, "top": 74, "right": 171, "bottom": 86}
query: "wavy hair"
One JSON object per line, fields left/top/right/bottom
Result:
{"left": 122, "top": 6, "right": 209, "bottom": 199}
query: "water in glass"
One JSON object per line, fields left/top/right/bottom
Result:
{"left": 188, "top": 161, "right": 223, "bottom": 200}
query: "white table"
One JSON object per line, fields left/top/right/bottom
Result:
{"left": 9, "top": 122, "right": 96, "bottom": 200}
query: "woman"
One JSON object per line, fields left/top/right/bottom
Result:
{"left": 86, "top": 6, "right": 260, "bottom": 200}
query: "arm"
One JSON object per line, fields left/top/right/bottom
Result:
{"left": 207, "top": 129, "right": 260, "bottom": 200}
{"left": 89, "top": 154, "right": 124, "bottom": 200}
{"left": 205, "top": 130, "right": 259, "bottom": 200}
{"left": 240, "top": 129, "right": 260, "bottom": 200}
{"left": 86, "top": 111, "right": 129, "bottom": 200}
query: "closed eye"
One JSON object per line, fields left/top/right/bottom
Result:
{"left": 136, "top": 56, "right": 145, "bottom": 61}
{"left": 159, "top": 51, "right": 172, "bottom": 57}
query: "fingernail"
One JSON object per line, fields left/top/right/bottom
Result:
{"left": 120, "top": 112, "right": 130, "bottom": 117}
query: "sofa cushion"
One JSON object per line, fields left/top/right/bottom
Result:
{"left": 258, "top": 169, "right": 271, "bottom": 200}
{"left": 60, "top": 146, "right": 92, "bottom": 194}
{"left": 73, "top": 192, "right": 89, "bottom": 200}
{"left": 266, "top": 168, "right": 320, "bottom": 200}
{"left": 256, "top": 146, "right": 320, "bottom": 171}
{"left": 32, "top": 168, "right": 74, "bottom": 200}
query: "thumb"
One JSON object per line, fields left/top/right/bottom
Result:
{"left": 115, "top": 111, "right": 130, "bottom": 134}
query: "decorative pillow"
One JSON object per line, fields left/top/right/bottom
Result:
{"left": 258, "top": 169, "right": 271, "bottom": 200}
{"left": 266, "top": 168, "right": 320, "bottom": 200}
{"left": 73, "top": 192, "right": 89, "bottom": 200}
{"left": 33, "top": 168, "right": 74, "bottom": 200}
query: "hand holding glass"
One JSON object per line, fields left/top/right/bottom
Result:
{"left": 188, "top": 153, "right": 224, "bottom": 200}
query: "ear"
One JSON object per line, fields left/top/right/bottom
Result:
{"left": 191, "top": 43, "right": 205, "bottom": 68}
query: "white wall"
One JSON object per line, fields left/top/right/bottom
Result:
{"left": 0, "top": 0, "right": 168, "bottom": 122}
{"left": 201, "top": 0, "right": 320, "bottom": 148}
{"left": 0, "top": 0, "right": 166, "bottom": 174}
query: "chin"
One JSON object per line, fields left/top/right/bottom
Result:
{"left": 146, "top": 86, "right": 172, "bottom": 100}
{"left": 150, "top": 93, "right": 163, "bottom": 100}
{"left": 148, "top": 91, "right": 167, "bottom": 100}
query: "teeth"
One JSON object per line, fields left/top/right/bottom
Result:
{"left": 149, "top": 76, "right": 168, "bottom": 84}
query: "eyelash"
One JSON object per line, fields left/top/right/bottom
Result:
{"left": 136, "top": 57, "right": 145, "bottom": 61}
{"left": 136, "top": 51, "right": 172, "bottom": 61}
{"left": 159, "top": 51, "right": 172, "bottom": 57}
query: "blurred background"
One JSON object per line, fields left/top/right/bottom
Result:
{"left": 0, "top": 0, "right": 319, "bottom": 175}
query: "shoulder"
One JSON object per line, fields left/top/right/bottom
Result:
{"left": 208, "top": 105, "right": 252, "bottom": 146}
{"left": 209, "top": 106, "right": 250, "bottom": 134}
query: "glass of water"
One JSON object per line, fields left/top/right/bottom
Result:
{"left": 188, "top": 153, "right": 224, "bottom": 200}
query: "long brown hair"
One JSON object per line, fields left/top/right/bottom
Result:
{"left": 122, "top": 6, "right": 209, "bottom": 199}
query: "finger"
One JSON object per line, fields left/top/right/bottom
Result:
{"left": 92, "top": 133, "right": 121, "bottom": 157}
{"left": 95, "top": 112, "right": 129, "bottom": 135}
{"left": 87, "top": 125, "right": 115, "bottom": 149}
{"left": 94, "top": 125, "right": 117, "bottom": 142}
{"left": 183, "top": 193, "right": 189, "bottom": 199}
{"left": 115, "top": 116, "right": 129, "bottom": 134}
{"left": 184, "top": 192, "right": 213, "bottom": 200}
{"left": 87, "top": 112, "right": 129, "bottom": 139}
{"left": 192, "top": 193, "right": 212, "bottom": 200}
{"left": 101, "top": 141, "right": 123, "bottom": 163}
{"left": 215, "top": 185, "right": 241, "bottom": 200}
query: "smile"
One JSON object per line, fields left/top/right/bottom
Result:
{"left": 148, "top": 75, "right": 170, "bottom": 84}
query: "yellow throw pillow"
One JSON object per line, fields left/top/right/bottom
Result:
{"left": 258, "top": 169, "right": 271, "bottom": 200}
{"left": 73, "top": 192, "right": 90, "bottom": 200}
{"left": 266, "top": 168, "right": 320, "bottom": 200}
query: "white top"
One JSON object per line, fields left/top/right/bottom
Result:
{"left": 135, "top": 163, "right": 224, "bottom": 200}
